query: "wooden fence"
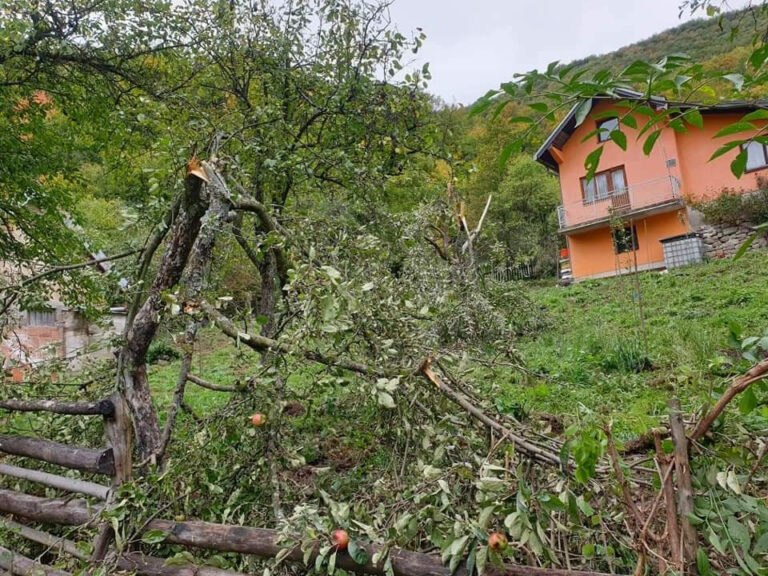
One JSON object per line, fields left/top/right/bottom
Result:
{"left": 0, "top": 393, "right": 617, "bottom": 576}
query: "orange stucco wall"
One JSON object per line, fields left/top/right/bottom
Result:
{"left": 568, "top": 210, "right": 689, "bottom": 279}
{"left": 674, "top": 112, "right": 768, "bottom": 201}
{"left": 557, "top": 101, "right": 683, "bottom": 210}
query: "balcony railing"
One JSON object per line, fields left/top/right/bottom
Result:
{"left": 557, "top": 176, "right": 682, "bottom": 230}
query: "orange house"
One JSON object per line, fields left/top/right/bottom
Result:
{"left": 535, "top": 89, "right": 768, "bottom": 280}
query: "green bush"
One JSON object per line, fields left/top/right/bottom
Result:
{"left": 693, "top": 178, "right": 768, "bottom": 226}
{"left": 146, "top": 342, "right": 181, "bottom": 364}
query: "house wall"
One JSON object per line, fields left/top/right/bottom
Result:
{"left": 556, "top": 101, "right": 683, "bottom": 211}
{"left": 568, "top": 210, "right": 689, "bottom": 279}
{"left": 1, "top": 305, "right": 125, "bottom": 376}
{"left": 675, "top": 113, "right": 768, "bottom": 201}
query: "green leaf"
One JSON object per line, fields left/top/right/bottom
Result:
{"left": 141, "top": 530, "right": 168, "bottom": 544}
{"left": 735, "top": 223, "right": 768, "bottom": 260}
{"left": 610, "top": 130, "right": 627, "bottom": 151}
{"left": 753, "top": 531, "right": 768, "bottom": 554}
{"left": 478, "top": 505, "right": 496, "bottom": 529}
{"left": 573, "top": 99, "right": 592, "bottom": 127}
{"left": 750, "top": 44, "right": 768, "bottom": 69}
{"left": 499, "top": 141, "right": 519, "bottom": 170}
{"left": 475, "top": 546, "right": 488, "bottom": 575}
{"left": 685, "top": 109, "right": 704, "bottom": 129}
{"left": 491, "top": 100, "right": 510, "bottom": 120}
{"left": 469, "top": 98, "right": 493, "bottom": 118}
{"left": 709, "top": 140, "right": 743, "bottom": 161}
{"left": 377, "top": 391, "right": 395, "bottom": 409}
{"left": 739, "top": 387, "right": 758, "bottom": 414}
{"left": 584, "top": 146, "right": 604, "bottom": 180}
{"left": 731, "top": 149, "right": 748, "bottom": 179}
{"left": 715, "top": 121, "right": 757, "bottom": 138}
{"left": 348, "top": 541, "right": 369, "bottom": 565}
{"left": 581, "top": 543, "right": 595, "bottom": 559}
{"left": 696, "top": 549, "right": 714, "bottom": 576}
{"left": 643, "top": 130, "right": 662, "bottom": 156}
{"left": 727, "top": 516, "right": 751, "bottom": 550}
{"left": 466, "top": 546, "right": 477, "bottom": 576}
{"left": 743, "top": 109, "right": 768, "bottom": 122}
{"left": 327, "top": 551, "right": 337, "bottom": 575}
{"left": 620, "top": 114, "right": 637, "bottom": 129}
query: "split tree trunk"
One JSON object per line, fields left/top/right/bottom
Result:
{"left": 119, "top": 162, "right": 209, "bottom": 462}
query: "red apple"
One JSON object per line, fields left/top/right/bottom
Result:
{"left": 332, "top": 529, "right": 350, "bottom": 551}
{"left": 488, "top": 532, "right": 508, "bottom": 552}
{"left": 250, "top": 413, "right": 266, "bottom": 427}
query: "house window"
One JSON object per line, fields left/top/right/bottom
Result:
{"left": 612, "top": 226, "right": 639, "bottom": 254}
{"left": 25, "top": 309, "right": 56, "bottom": 326}
{"left": 597, "top": 117, "right": 619, "bottom": 143}
{"left": 581, "top": 166, "right": 627, "bottom": 204}
{"left": 743, "top": 141, "right": 768, "bottom": 172}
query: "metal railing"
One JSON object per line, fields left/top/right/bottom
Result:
{"left": 557, "top": 175, "right": 681, "bottom": 230}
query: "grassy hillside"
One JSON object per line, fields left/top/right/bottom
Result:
{"left": 478, "top": 251, "right": 768, "bottom": 441}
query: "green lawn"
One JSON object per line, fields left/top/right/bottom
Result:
{"left": 488, "top": 251, "right": 768, "bottom": 440}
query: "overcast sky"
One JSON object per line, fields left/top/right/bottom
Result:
{"left": 387, "top": 0, "right": 748, "bottom": 105}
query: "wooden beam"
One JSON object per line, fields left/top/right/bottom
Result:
{"left": 0, "top": 545, "right": 71, "bottom": 576}
{"left": 0, "top": 435, "right": 114, "bottom": 475}
{"left": 0, "top": 398, "right": 114, "bottom": 417}
{"left": 118, "top": 553, "right": 245, "bottom": 576}
{"left": 0, "top": 489, "right": 98, "bottom": 526}
{"left": 0, "top": 519, "right": 88, "bottom": 560}
{"left": 146, "top": 519, "right": 621, "bottom": 576}
{"left": 0, "top": 464, "right": 109, "bottom": 500}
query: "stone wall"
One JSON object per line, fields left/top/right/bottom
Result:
{"left": 697, "top": 220, "right": 768, "bottom": 258}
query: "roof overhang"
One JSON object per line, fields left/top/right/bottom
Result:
{"left": 533, "top": 88, "right": 666, "bottom": 173}
{"left": 533, "top": 90, "right": 768, "bottom": 173}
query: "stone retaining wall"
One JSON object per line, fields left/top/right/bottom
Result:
{"left": 698, "top": 220, "right": 768, "bottom": 258}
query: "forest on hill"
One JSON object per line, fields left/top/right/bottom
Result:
{"left": 1, "top": 1, "right": 768, "bottom": 576}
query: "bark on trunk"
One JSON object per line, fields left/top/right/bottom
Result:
{"left": 158, "top": 162, "right": 230, "bottom": 464}
{"left": 119, "top": 164, "right": 208, "bottom": 462}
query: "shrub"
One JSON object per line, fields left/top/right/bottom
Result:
{"left": 692, "top": 177, "right": 768, "bottom": 225}
{"left": 146, "top": 342, "right": 181, "bottom": 364}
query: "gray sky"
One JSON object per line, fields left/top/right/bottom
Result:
{"left": 388, "top": 0, "right": 746, "bottom": 105}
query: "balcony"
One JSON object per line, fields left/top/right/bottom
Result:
{"left": 556, "top": 176, "right": 683, "bottom": 233}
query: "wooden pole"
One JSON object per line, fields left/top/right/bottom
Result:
{"left": 0, "top": 545, "right": 71, "bottom": 576}
{"left": 0, "top": 434, "right": 114, "bottom": 475}
{"left": 91, "top": 392, "right": 133, "bottom": 565}
{"left": 0, "top": 488, "right": 98, "bottom": 526}
{"left": 0, "top": 398, "right": 114, "bottom": 416}
{"left": 668, "top": 399, "right": 697, "bottom": 573}
{"left": 0, "top": 463, "right": 109, "bottom": 500}
{"left": 145, "top": 519, "right": 621, "bottom": 576}
{"left": 0, "top": 519, "right": 88, "bottom": 560}
{"left": 118, "top": 553, "right": 246, "bottom": 576}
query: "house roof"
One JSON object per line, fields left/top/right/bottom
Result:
{"left": 533, "top": 89, "right": 768, "bottom": 172}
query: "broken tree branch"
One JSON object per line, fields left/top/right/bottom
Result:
{"left": 668, "top": 399, "right": 697, "bottom": 572}
{"left": 691, "top": 358, "right": 768, "bottom": 441}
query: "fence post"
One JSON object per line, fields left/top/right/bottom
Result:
{"left": 90, "top": 392, "right": 133, "bottom": 567}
